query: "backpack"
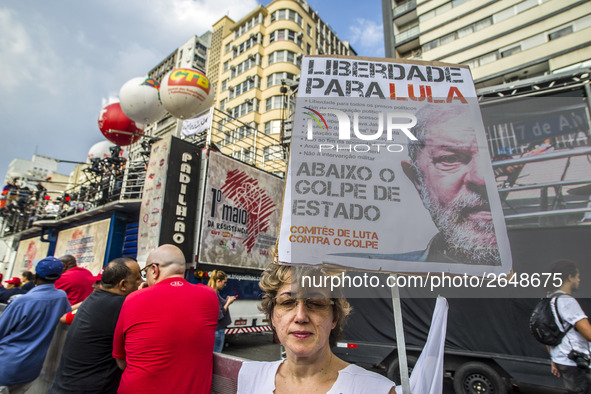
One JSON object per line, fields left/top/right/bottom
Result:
{"left": 529, "top": 293, "right": 572, "bottom": 346}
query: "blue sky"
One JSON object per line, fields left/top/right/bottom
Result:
{"left": 0, "top": 0, "right": 384, "bottom": 185}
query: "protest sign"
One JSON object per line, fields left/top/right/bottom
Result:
{"left": 54, "top": 218, "right": 111, "bottom": 274}
{"left": 198, "top": 151, "right": 284, "bottom": 270}
{"left": 277, "top": 55, "right": 512, "bottom": 276}
{"left": 14, "top": 236, "right": 50, "bottom": 273}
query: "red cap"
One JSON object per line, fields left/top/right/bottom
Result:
{"left": 6, "top": 277, "right": 21, "bottom": 286}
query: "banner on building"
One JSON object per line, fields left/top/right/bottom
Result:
{"left": 198, "top": 151, "right": 284, "bottom": 270}
{"left": 159, "top": 138, "right": 200, "bottom": 262}
{"left": 137, "top": 138, "right": 170, "bottom": 264}
{"left": 277, "top": 55, "right": 512, "bottom": 276}
{"left": 137, "top": 136, "right": 201, "bottom": 265}
{"left": 181, "top": 111, "right": 212, "bottom": 137}
{"left": 14, "top": 236, "right": 50, "bottom": 274}
{"left": 54, "top": 218, "right": 111, "bottom": 274}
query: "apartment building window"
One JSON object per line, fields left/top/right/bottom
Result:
{"left": 268, "top": 50, "right": 300, "bottom": 67}
{"left": 269, "top": 29, "right": 302, "bottom": 46}
{"left": 266, "top": 96, "right": 284, "bottom": 111}
{"left": 493, "top": 0, "right": 542, "bottom": 24}
{"left": 264, "top": 120, "right": 282, "bottom": 135}
{"left": 270, "top": 9, "right": 303, "bottom": 27}
{"left": 458, "top": 17, "right": 492, "bottom": 38}
{"left": 225, "top": 43, "right": 232, "bottom": 53}
{"left": 233, "top": 34, "right": 259, "bottom": 58}
{"left": 307, "top": 24, "right": 312, "bottom": 36}
{"left": 464, "top": 51, "right": 498, "bottom": 69}
{"left": 419, "top": 0, "right": 468, "bottom": 22}
{"left": 223, "top": 61, "right": 230, "bottom": 72}
{"left": 231, "top": 55, "right": 258, "bottom": 79}
{"left": 231, "top": 99, "right": 257, "bottom": 118}
{"left": 267, "top": 72, "right": 295, "bottom": 88}
{"left": 234, "top": 13, "right": 263, "bottom": 39}
{"left": 548, "top": 26, "right": 573, "bottom": 41}
{"left": 232, "top": 147, "right": 254, "bottom": 162}
{"left": 221, "top": 79, "right": 228, "bottom": 91}
{"left": 263, "top": 145, "right": 284, "bottom": 161}
{"left": 233, "top": 125, "right": 254, "bottom": 141}
{"left": 219, "top": 98, "right": 227, "bottom": 111}
{"left": 194, "top": 54, "right": 206, "bottom": 64}
{"left": 423, "top": 16, "right": 492, "bottom": 53}
{"left": 423, "top": 32, "right": 455, "bottom": 52}
{"left": 229, "top": 77, "right": 257, "bottom": 99}
{"left": 500, "top": 45, "right": 522, "bottom": 58}
{"left": 307, "top": 43, "right": 311, "bottom": 55}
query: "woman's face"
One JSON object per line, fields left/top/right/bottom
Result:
{"left": 272, "top": 281, "right": 336, "bottom": 360}
{"left": 216, "top": 278, "right": 227, "bottom": 291}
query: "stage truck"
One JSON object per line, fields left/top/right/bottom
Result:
{"left": 333, "top": 68, "right": 591, "bottom": 393}
{"left": 136, "top": 137, "right": 285, "bottom": 338}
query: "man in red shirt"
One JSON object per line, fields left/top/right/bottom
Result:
{"left": 113, "top": 244, "right": 218, "bottom": 394}
{"left": 54, "top": 255, "right": 95, "bottom": 305}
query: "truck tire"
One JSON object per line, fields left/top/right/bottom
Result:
{"left": 385, "top": 355, "right": 418, "bottom": 385}
{"left": 453, "top": 361, "right": 507, "bottom": 394}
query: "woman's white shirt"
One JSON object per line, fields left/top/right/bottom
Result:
{"left": 237, "top": 360, "right": 395, "bottom": 393}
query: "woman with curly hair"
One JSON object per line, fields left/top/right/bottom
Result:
{"left": 237, "top": 263, "right": 395, "bottom": 393}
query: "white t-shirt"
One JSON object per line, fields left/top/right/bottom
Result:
{"left": 550, "top": 291, "right": 590, "bottom": 367}
{"left": 237, "top": 360, "right": 395, "bottom": 394}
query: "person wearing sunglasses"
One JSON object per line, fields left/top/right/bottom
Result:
{"left": 237, "top": 264, "right": 395, "bottom": 393}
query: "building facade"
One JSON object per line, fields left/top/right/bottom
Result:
{"left": 5, "top": 155, "right": 61, "bottom": 186}
{"left": 207, "top": 0, "right": 356, "bottom": 172}
{"left": 126, "top": 0, "right": 355, "bottom": 176}
{"left": 382, "top": 0, "right": 591, "bottom": 88}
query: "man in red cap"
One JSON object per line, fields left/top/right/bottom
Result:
{"left": 0, "top": 277, "right": 25, "bottom": 304}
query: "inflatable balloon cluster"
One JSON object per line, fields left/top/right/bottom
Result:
{"left": 96, "top": 68, "right": 214, "bottom": 146}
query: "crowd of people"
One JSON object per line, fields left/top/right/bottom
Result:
{"left": 1, "top": 248, "right": 589, "bottom": 393}
{"left": 0, "top": 178, "right": 94, "bottom": 235}
{"left": 0, "top": 153, "right": 138, "bottom": 236}
{"left": 0, "top": 245, "right": 399, "bottom": 394}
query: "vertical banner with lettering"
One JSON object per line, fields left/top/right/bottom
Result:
{"left": 198, "top": 151, "right": 284, "bottom": 270}
{"left": 137, "top": 138, "right": 171, "bottom": 264}
{"left": 159, "top": 138, "right": 200, "bottom": 263}
{"left": 277, "top": 55, "right": 512, "bottom": 276}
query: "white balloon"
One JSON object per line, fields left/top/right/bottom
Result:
{"left": 160, "top": 68, "right": 214, "bottom": 119}
{"left": 87, "top": 141, "right": 128, "bottom": 162}
{"left": 119, "top": 77, "right": 167, "bottom": 124}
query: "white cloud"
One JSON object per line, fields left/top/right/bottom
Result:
{"left": 348, "top": 18, "right": 385, "bottom": 57}
{"left": 0, "top": 0, "right": 261, "bottom": 183}
{"left": 0, "top": 9, "right": 36, "bottom": 92}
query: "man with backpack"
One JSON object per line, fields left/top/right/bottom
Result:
{"left": 548, "top": 260, "right": 591, "bottom": 393}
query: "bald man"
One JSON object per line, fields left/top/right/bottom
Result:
{"left": 112, "top": 245, "right": 219, "bottom": 394}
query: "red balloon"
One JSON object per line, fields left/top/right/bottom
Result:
{"left": 97, "top": 103, "right": 144, "bottom": 146}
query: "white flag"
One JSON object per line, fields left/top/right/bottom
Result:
{"left": 396, "top": 296, "right": 449, "bottom": 394}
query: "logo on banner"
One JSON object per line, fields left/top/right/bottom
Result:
{"left": 209, "top": 170, "right": 277, "bottom": 253}
{"left": 304, "top": 107, "right": 417, "bottom": 154}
